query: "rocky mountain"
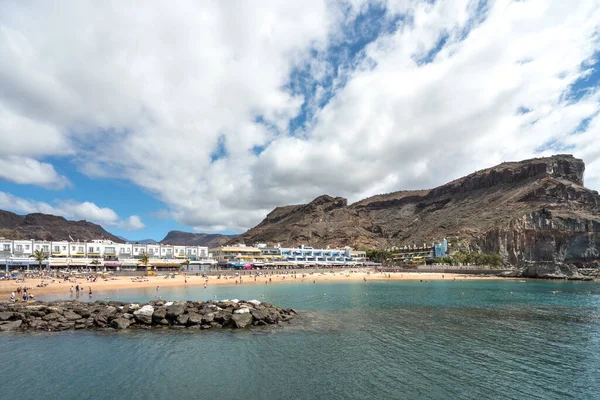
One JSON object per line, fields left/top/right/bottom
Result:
{"left": 234, "top": 154, "right": 600, "bottom": 268}
{"left": 160, "top": 230, "right": 234, "bottom": 248}
{"left": 0, "top": 211, "right": 124, "bottom": 243}
{"left": 117, "top": 237, "right": 158, "bottom": 244}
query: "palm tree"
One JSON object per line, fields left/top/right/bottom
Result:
{"left": 90, "top": 259, "right": 100, "bottom": 271}
{"left": 140, "top": 253, "right": 150, "bottom": 267}
{"left": 182, "top": 259, "right": 190, "bottom": 271}
{"left": 32, "top": 249, "right": 47, "bottom": 271}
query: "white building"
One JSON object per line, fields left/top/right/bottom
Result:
{"left": 0, "top": 238, "right": 213, "bottom": 272}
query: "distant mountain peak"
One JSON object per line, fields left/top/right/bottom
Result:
{"left": 0, "top": 210, "right": 124, "bottom": 242}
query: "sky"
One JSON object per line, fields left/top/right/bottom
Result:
{"left": 0, "top": 0, "right": 599, "bottom": 241}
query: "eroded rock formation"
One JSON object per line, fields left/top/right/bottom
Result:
{"left": 234, "top": 155, "right": 600, "bottom": 268}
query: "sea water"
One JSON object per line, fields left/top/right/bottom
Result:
{"left": 1, "top": 280, "right": 599, "bottom": 399}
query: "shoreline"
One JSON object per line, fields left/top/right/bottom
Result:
{"left": 0, "top": 270, "right": 507, "bottom": 298}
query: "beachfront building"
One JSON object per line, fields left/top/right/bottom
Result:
{"left": 0, "top": 238, "right": 214, "bottom": 272}
{"left": 209, "top": 244, "right": 263, "bottom": 268}
{"left": 389, "top": 239, "right": 448, "bottom": 264}
{"left": 278, "top": 245, "right": 356, "bottom": 266}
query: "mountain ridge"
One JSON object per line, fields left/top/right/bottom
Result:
{"left": 233, "top": 154, "right": 600, "bottom": 267}
{"left": 0, "top": 211, "right": 124, "bottom": 243}
{"left": 160, "top": 230, "right": 234, "bottom": 247}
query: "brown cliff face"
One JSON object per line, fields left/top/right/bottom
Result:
{"left": 160, "top": 230, "right": 233, "bottom": 247}
{"left": 234, "top": 155, "right": 600, "bottom": 267}
{"left": 0, "top": 211, "right": 123, "bottom": 242}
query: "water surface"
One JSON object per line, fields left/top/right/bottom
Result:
{"left": 2, "top": 280, "right": 599, "bottom": 399}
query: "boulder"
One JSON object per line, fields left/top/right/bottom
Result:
{"left": 247, "top": 300, "right": 261, "bottom": 307}
{"left": 0, "top": 311, "right": 15, "bottom": 321}
{"left": 0, "top": 320, "right": 22, "bottom": 331}
{"left": 250, "top": 309, "right": 268, "bottom": 321}
{"left": 213, "top": 310, "right": 232, "bottom": 325}
{"left": 166, "top": 304, "right": 185, "bottom": 319}
{"left": 187, "top": 312, "right": 202, "bottom": 325}
{"left": 28, "top": 319, "right": 48, "bottom": 330}
{"left": 42, "top": 312, "right": 60, "bottom": 321}
{"left": 111, "top": 318, "right": 131, "bottom": 330}
{"left": 133, "top": 305, "right": 154, "bottom": 324}
{"left": 232, "top": 313, "right": 253, "bottom": 328}
{"left": 201, "top": 313, "right": 215, "bottom": 324}
{"left": 63, "top": 311, "right": 82, "bottom": 321}
{"left": 176, "top": 314, "right": 189, "bottom": 325}
{"left": 94, "top": 314, "right": 108, "bottom": 327}
{"left": 152, "top": 308, "right": 167, "bottom": 322}
{"left": 100, "top": 306, "right": 118, "bottom": 316}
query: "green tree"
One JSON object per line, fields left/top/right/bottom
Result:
{"left": 182, "top": 259, "right": 190, "bottom": 270}
{"left": 366, "top": 250, "right": 393, "bottom": 263}
{"left": 140, "top": 253, "right": 150, "bottom": 266}
{"left": 31, "top": 249, "right": 47, "bottom": 271}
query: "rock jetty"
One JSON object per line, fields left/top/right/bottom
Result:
{"left": 0, "top": 299, "right": 297, "bottom": 332}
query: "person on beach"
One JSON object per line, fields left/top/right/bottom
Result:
{"left": 10, "top": 292, "right": 15, "bottom": 302}
{"left": 75, "top": 285, "right": 79, "bottom": 295}
{"left": 203, "top": 282, "right": 207, "bottom": 289}
{"left": 70, "top": 286, "right": 74, "bottom": 296}
{"left": 88, "top": 286, "right": 92, "bottom": 297}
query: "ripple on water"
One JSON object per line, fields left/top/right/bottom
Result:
{"left": 4, "top": 280, "right": 600, "bottom": 399}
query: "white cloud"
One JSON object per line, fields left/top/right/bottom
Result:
{"left": 0, "top": 156, "right": 70, "bottom": 189}
{"left": 120, "top": 215, "right": 145, "bottom": 231}
{"left": 0, "top": 191, "right": 145, "bottom": 231}
{"left": 0, "top": 0, "right": 599, "bottom": 232}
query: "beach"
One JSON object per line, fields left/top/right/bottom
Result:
{"left": 0, "top": 269, "right": 505, "bottom": 298}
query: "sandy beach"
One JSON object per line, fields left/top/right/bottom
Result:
{"left": 0, "top": 270, "right": 504, "bottom": 298}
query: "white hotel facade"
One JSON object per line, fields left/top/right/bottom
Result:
{"left": 0, "top": 238, "right": 214, "bottom": 271}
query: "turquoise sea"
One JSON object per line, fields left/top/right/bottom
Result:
{"left": 1, "top": 280, "right": 600, "bottom": 399}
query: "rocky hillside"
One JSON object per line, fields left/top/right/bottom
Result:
{"left": 234, "top": 155, "right": 600, "bottom": 267}
{"left": 160, "top": 230, "right": 233, "bottom": 248}
{"left": 0, "top": 211, "right": 123, "bottom": 243}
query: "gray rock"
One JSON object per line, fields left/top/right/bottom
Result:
{"left": 42, "top": 312, "right": 60, "bottom": 321}
{"left": 250, "top": 309, "right": 267, "bottom": 321}
{"left": 133, "top": 305, "right": 154, "bottom": 324}
{"left": 0, "top": 320, "right": 22, "bottom": 331}
{"left": 176, "top": 314, "right": 189, "bottom": 325}
{"left": 111, "top": 318, "right": 131, "bottom": 330}
{"left": 152, "top": 308, "right": 167, "bottom": 322}
{"left": 232, "top": 313, "right": 253, "bottom": 328}
{"left": 28, "top": 319, "right": 48, "bottom": 330}
{"left": 187, "top": 312, "right": 202, "bottom": 325}
{"left": 63, "top": 311, "right": 82, "bottom": 321}
{"left": 166, "top": 304, "right": 185, "bottom": 319}
{"left": 201, "top": 313, "right": 215, "bottom": 324}
{"left": 94, "top": 314, "right": 108, "bottom": 327}
{"left": 0, "top": 311, "right": 15, "bottom": 321}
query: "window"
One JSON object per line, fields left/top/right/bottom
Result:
{"left": 25, "top": 245, "right": 30, "bottom": 250}
{"left": 62, "top": 246, "right": 67, "bottom": 251}
{"left": 54, "top": 246, "right": 60, "bottom": 252}
{"left": 42, "top": 245, "right": 49, "bottom": 252}
{"left": 3, "top": 244, "right": 10, "bottom": 251}
{"left": 15, "top": 245, "right": 23, "bottom": 252}
{"left": 72, "top": 246, "right": 76, "bottom": 251}
{"left": 78, "top": 246, "right": 84, "bottom": 252}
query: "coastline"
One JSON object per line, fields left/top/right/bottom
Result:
{"left": 0, "top": 270, "right": 506, "bottom": 298}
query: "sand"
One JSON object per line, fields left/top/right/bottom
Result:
{"left": 0, "top": 270, "right": 505, "bottom": 299}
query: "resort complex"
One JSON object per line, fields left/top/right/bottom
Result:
{"left": 0, "top": 239, "right": 214, "bottom": 272}
{"left": 0, "top": 238, "right": 372, "bottom": 272}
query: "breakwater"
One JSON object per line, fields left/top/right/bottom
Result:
{"left": 0, "top": 299, "right": 297, "bottom": 332}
